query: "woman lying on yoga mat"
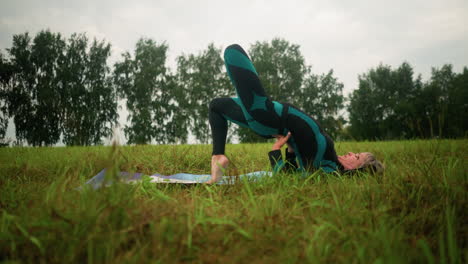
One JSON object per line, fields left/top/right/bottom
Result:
{"left": 206, "top": 44, "right": 383, "bottom": 184}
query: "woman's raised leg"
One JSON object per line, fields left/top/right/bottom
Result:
{"left": 223, "top": 44, "right": 282, "bottom": 135}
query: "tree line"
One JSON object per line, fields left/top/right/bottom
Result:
{"left": 0, "top": 30, "right": 466, "bottom": 146}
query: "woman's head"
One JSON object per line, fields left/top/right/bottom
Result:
{"left": 338, "top": 152, "right": 384, "bottom": 173}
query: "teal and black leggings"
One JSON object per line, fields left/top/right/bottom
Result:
{"left": 209, "top": 44, "right": 341, "bottom": 173}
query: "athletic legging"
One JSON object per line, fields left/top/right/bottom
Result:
{"left": 209, "top": 44, "right": 341, "bottom": 173}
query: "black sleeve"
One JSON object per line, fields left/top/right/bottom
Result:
{"left": 268, "top": 148, "right": 298, "bottom": 173}
{"left": 268, "top": 149, "right": 283, "bottom": 172}
{"left": 284, "top": 148, "right": 298, "bottom": 171}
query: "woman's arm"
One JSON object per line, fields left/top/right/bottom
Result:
{"left": 269, "top": 133, "right": 298, "bottom": 172}
{"left": 284, "top": 147, "right": 298, "bottom": 171}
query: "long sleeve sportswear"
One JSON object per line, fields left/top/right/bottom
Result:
{"left": 268, "top": 148, "right": 299, "bottom": 173}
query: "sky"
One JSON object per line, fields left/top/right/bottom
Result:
{"left": 1, "top": 0, "right": 467, "bottom": 144}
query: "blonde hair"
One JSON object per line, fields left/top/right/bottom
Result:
{"left": 359, "top": 152, "right": 385, "bottom": 174}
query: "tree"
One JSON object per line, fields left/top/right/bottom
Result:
{"left": 422, "top": 64, "right": 467, "bottom": 138}
{"left": 300, "top": 70, "right": 345, "bottom": 139}
{"left": 249, "top": 38, "right": 308, "bottom": 103}
{"left": 349, "top": 64, "right": 397, "bottom": 140}
{"left": 0, "top": 51, "right": 12, "bottom": 145}
{"left": 159, "top": 73, "right": 189, "bottom": 144}
{"left": 449, "top": 67, "right": 468, "bottom": 137}
{"left": 7, "top": 31, "right": 65, "bottom": 146}
{"left": 348, "top": 78, "right": 381, "bottom": 140}
{"left": 114, "top": 38, "right": 172, "bottom": 144}
{"left": 60, "top": 33, "right": 117, "bottom": 145}
{"left": 349, "top": 62, "right": 437, "bottom": 140}
{"left": 176, "top": 43, "right": 232, "bottom": 143}
{"left": 390, "top": 63, "right": 424, "bottom": 138}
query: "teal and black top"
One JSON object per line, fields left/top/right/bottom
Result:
{"left": 209, "top": 44, "right": 343, "bottom": 173}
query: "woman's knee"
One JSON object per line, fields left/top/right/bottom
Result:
{"left": 224, "top": 44, "right": 251, "bottom": 66}
{"left": 224, "top": 44, "right": 245, "bottom": 56}
{"left": 209, "top": 98, "right": 224, "bottom": 112}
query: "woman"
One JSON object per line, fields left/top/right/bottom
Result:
{"left": 206, "top": 44, "right": 383, "bottom": 184}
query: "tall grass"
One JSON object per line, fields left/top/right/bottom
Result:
{"left": 0, "top": 140, "right": 466, "bottom": 263}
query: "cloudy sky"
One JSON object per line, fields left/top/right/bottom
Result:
{"left": 1, "top": 0, "right": 467, "bottom": 143}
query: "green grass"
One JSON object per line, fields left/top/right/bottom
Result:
{"left": 0, "top": 140, "right": 467, "bottom": 263}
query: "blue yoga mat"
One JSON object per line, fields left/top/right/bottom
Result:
{"left": 84, "top": 169, "right": 272, "bottom": 189}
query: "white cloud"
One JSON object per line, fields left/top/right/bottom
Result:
{"left": 1, "top": 0, "right": 467, "bottom": 87}
{"left": 1, "top": 0, "right": 467, "bottom": 143}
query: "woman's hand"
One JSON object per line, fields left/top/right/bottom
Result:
{"left": 272, "top": 132, "right": 292, "bottom": 151}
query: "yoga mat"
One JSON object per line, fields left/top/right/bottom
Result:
{"left": 84, "top": 169, "right": 272, "bottom": 189}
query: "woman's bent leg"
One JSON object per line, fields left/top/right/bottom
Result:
{"left": 208, "top": 97, "right": 250, "bottom": 183}
{"left": 209, "top": 97, "right": 250, "bottom": 155}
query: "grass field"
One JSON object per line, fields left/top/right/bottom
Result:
{"left": 0, "top": 140, "right": 467, "bottom": 263}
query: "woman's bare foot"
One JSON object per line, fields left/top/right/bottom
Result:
{"left": 206, "top": 155, "right": 229, "bottom": 184}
